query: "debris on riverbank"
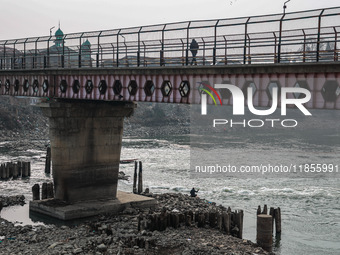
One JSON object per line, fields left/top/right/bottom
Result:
{"left": 0, "top": 195, "right": 25, "bottom": 208}
{"left": 0, "top": 193, "right": 273, "bottom": 255}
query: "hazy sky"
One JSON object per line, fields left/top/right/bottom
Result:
{"left": 1, "top": 0, "right": 339, "bottom": 40}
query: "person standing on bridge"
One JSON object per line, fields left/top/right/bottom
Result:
{"left": 190, "top": 39, "right": 199, "bottom": 65}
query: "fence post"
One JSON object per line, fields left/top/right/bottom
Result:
{"left": 138, "top": 27, "right": 142, "bottom": 67}
{"left": 13, "top": 40, "right": 17, "bottom": 69}
{"left": 277, "top": 13, "right": 285, "bottom": 63}
{"left": 302, "top": 29, "right": 306, "bottom": 62}
{"left": 316, "top": 9, "right": 325, "bottom": 62}
{"left": 213, "top": 20, "right": 219, "bottom": 65}
{"left": 186, "top": 22, "right": 191, "bottom": 66}
{"left": 117, "top": 30, "right": 121, "bottom": 67}
{"left": 96, "top": 32, "right": 101, "bottom": 67}
{"left": 243, "top": 17, "right": 250, "bottom": 64}
{"left": 333, "top": 27, "right": 338, "bottom": 61}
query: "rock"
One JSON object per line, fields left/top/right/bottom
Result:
{"left": 73, "top": 248, "right": 82, "bottom": 254}
{"left": 48, "top": 242, "right": 63, "bottom": 249}
{"left": 97, "top": 243, "right": 107, "bottom": 252}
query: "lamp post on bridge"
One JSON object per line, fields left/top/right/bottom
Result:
{"left": 50, "top": 26, "right": 55, "bottom": 37}
{"left": 283, "top": 0, "right": 291, "bottom": 15}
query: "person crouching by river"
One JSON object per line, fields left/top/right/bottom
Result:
{"left": 190, "top": 187, "right": 199, "bottom": 197}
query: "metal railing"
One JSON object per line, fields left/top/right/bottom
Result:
{"left": 0, "top": 6, "right": 339, "bottom": 70}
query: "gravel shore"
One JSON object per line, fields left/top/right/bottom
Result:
{"left": 0, "top": 193, "right": 273, "bottom": 255}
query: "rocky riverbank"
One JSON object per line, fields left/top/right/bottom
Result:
{"left": 0, "top": 193, "right": 273, "bottom": 255}
{"left": 0, "top": 195, "right": 25, "bottom": 210}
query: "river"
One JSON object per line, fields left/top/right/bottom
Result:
{"left": 0, "top": 108, "right": 339, "bottom": 255}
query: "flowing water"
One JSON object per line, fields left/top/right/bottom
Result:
{"left": 0, "top": 109, "right": 339, "bottom": 255}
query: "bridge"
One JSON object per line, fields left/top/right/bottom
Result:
{"left": 1, "top": 7, "right": 340, "bottom": 219}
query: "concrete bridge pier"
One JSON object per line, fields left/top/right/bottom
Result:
{"left": 30, "top": 100, "right": 155, "bottom": 220}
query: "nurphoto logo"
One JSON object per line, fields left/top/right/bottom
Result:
{"left": 200, "top": 84, "right": 312, "bottom": 128}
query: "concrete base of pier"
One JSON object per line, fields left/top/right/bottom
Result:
{"left": 29, "top": 191, "right": 156, "bottom": 220}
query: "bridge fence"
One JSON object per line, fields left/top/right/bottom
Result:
{"left": 0, "top": 7, "right": 340, "bottom": 70}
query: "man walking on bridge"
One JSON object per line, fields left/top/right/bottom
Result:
{"left": 190, "top": 39, "right": 199, "bottom": 65}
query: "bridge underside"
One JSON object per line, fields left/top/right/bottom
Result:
{"left": 0, "top": 63, "right": 339, "bottom": 109}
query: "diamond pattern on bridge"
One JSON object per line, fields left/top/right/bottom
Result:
{"left": 321, "top": 80, "right": 339, "bottom": 102}
{"left": 43, "top": 80, "right": 49, "bottom": 93}
{"left": 85, "top": 80, "right": 93, "bottom": 94}
{"left": 179, "top": 81, "right": 190, "bottom": 97}
{"left": 33, "top": 80, "right": 39, "bottom": 93}
{"left": 294, "top": 81, "right": 310, "bottom": 99}
{"left": 242, "top": 81, "right": 257, "bottom": 99}
{"left": 72, "top": 80, "right": 80, "bottom": 94}
{"left": 14, "top": 80, "right": 19, "bottom": 92}
{"left": 113, "top": 80, "right": 123, "bottom": 95}
{"left": 267, "top": 81, "right": 281, "bottom": 100}
{"left": 99, "top": 80, "right": 107, "bottom": 95}
{"left": 5, "top": 80, "right": 10, "bottom": 92}
{"left": 60, "top": 80, "right": 68, "bottom": 93}
{"left": 219, "top": 80, "right": 232, "bottom": 100}
{"left": 24, "top": 80, "right": 30, "bottom": 92}
{"left": 128, "top": 80, "right": 138, "bottom": 96}
{"left": 161, "top": 81, "right": 172, "bottom": 97}
{"left": 144, "top": 80, "right": 155, "bottom": 96}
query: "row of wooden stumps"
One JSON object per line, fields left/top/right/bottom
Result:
{"left": 32, "top": 182, "right": 54, "bottom": 200}
{"left": 133, "top": 161, "right": 143, "bottom": 194}
{"left": 256, "top": 205, "right": 282, "bottom": 252}
{"left": 0, "top": 161, "right": 31, "bottom": 179}
{"left": 138, "top": 208, "right": 244, "bottom": 238}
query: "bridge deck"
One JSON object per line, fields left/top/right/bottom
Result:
{"left": 0, "top": 62, "right": 339, "bottom": 110}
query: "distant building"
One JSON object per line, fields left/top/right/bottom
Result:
{"left": 22, "top": 26, "right": 93, "bottom": 68}
{"left": 0, "top": 46, "right": 22, "bottom": 69}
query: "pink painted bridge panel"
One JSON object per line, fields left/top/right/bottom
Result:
{"left": 0, "top": 72, "right": 339, "bottom": 110}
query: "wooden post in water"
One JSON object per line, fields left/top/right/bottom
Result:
{"left": 262, "top": 204, "right": 268, "bottom": 214}
{"left": 222, "top": 211, "right": 231, "bottom": 234}
{"left": 0, "top": 164, "right": 5, "bottom": 179}
{"left": 257, "top": 205, "right": 261, "bottom": 215}
{"left": 22, "top": 162, "right": 28, "bottom": 177}
{"left": 257, "top": 214, "right": 273, "bottom": 252}
{"left": 133, "top": 161, "right": 137, "bottom": 194}
{"left": 27, "top": 162, "right": 31, "bottom": 176}
{"left": 13, "top": 163, "right": 18, "bottom": 179}
{"left": 47, "top": 182, "right": 54, "bottom": 198}
{"left": 8, "top": 162, "right": 13, "bottom": 178}
{"left": 236, "top": 210, "right": 244, "bottom": 239}
{"left": 137, "top": 161, "right": 143, "bottom": 194}
{"left": 274, "top": 207, "right": 282, "bottom": 233}
{"left": 32, "top": 184, "right": 40, "bottom": 200}
{"left": 269, "top": 207, "right": 275, "bottom": 233}
{"left": 17, "top": 161, "right": 22, "bottom": 177}
{"left": 45, "top": 146, "right": 51, "bottom": 174}
{"left": 41, "top": 182, "right": 48, "bottom": 199}
{"left": 5, "top": 163, "right": 9, "bottom": 179}
{"left": 209, "top": 210, "right": 216, "bottom": 228}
